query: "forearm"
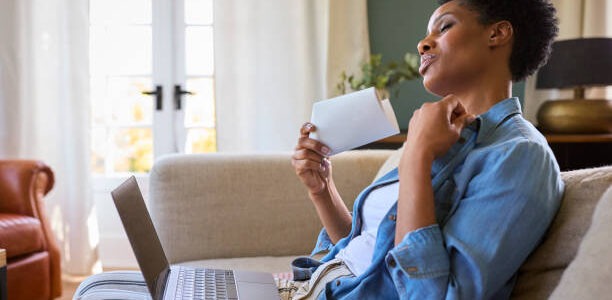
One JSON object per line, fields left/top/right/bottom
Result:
{"left": 309, "top": 178, "right": 352, "bottom": 244}
{"left": 395, "top": 148, "right": 437, "bottom": 245}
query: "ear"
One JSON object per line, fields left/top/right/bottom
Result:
{"left": 488, "top": 21, "right": 513, "bottom": 47}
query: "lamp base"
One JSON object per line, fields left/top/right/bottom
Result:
{"left": 537, "top": 99, "right": 612, "bottom": 134}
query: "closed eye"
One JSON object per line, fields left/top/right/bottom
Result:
{"left": 440, "top": 23, "right": 453, "bottom": 33}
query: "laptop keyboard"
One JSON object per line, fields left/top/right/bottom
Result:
{"left": 176, "top": 268, "right": 238, "bottom": 300}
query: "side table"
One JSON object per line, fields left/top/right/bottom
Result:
{"left": 361, "top": 133, "right": 612, "bottom": 171}
{"left": 545, "top": 134, "right": 612, "bottom": 171}
{"left": 1, "top": 249, "right": 6, "bottom": 300}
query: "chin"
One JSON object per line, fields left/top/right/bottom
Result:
{"left": 422, "top": 76, "right": 449, "bottom": 97}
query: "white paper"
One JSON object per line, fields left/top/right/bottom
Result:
{"left": 310, "top": 87, "right": 400, "bottom": 155}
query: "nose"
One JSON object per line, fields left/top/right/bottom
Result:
{"left": 417, "top": 37, "right": 434, "bottom": 55}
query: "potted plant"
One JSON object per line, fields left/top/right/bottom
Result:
{"left": 336, "top": 51, "right": 420, "bottom": 100}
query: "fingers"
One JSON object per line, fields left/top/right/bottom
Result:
{"left": 438, "top": 95, "right": 478, "bottom": 126}
{"left": 292, "top": 142, "right": 329, "bottom": 176}
{"left": 451, "top": 113, "right": 474, "bottom": 131}
{"left": 295, "top": 137, "right": 331, "bottom": 157}
{"left": 292, "top": 148, "right": 324, "bottom": 164}
{"left": 291, "top": 151, "right": 330, "bottom": 185}
{"left": 445, "top": 95, "right": 464, "bottom": 113}
{"left": 291, "top": 157, "right": 326, "bottom": 174}
{"left": 450, "top": 101, "right": 476, "bottom": 127}
{"left": 439, "top": 95, "right": 466, "bottom": 120}
{"left": 293, "top": 122, "right": 331, "bottom": 178}
{"left": 298, "top": 122, "right": 331, "bottom": 154}
{"left": 465, "top": 114, "right": 477, "bottom": 124}
{"left": 300, "top": 122, "right": 316, "bottom": 137}
{"left": 410, "top": 95, "right": 477, "bottom": 135}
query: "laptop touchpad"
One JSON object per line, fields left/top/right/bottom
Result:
{"left": 236, "top": 282, "right": 280, "bottom": 300}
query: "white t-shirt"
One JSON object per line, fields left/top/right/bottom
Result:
{"left": 335, "top": 182, "right": 399, "bottom": 276}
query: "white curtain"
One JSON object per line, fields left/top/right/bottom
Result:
{"left": 0, "top": 0, "right": 100, "bottom": 276}
{"left": 214, "top": 0, "right": 370, "bottom": 151}
{"left": 524, "top": 0, "right": 612, "bottom": 123}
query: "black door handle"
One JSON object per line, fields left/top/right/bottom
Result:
{"left": 142, "top": 85, "right": 163, "bottom": 111}
{"left": 174, "top": 85, "right": 194, "bottom": 110}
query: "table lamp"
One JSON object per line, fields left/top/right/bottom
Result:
{"left": 535, "top": 37, "right": 612, "bottom": 133}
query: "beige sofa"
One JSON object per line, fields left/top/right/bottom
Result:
{"left": 149, "top": 150, "right": 612, "bottom": 299}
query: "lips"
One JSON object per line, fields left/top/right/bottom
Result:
{"left": 419, "top": 54, "right": 436, "bottom": 75}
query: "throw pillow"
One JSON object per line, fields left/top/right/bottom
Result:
{"left": 511, "top": 166, "right": 612, "bottom": 299}
{"left": 548, "top": 185, "right": 612, "bottom": 299}
{"left": 373, "top": 145, "right": 403, "bottom": 181}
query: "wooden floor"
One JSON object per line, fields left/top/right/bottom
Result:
{"left": 59, "top": 279, "right": 80, "bottom": 300}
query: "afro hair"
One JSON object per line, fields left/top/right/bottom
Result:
{"left": 437, "top": 0, "right": 559, "bottom": 81}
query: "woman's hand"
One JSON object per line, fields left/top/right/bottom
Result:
{"left": 403, "top": 95, "right": 476, "bottom": 163}
{"left": 291, "top": 122, "right": 332, "bottom": 195}
{"left": 292, "top": 123, "right": 352, "bottom": 242}
{"left": 395, "top": 95, "right": 475, "bottom": 243}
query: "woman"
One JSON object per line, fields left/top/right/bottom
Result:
{"left": 289, "top": 0, "right": 564, "bottom": 299}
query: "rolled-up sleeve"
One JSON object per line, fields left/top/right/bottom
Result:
{"left": 387, "top": 225, "right": 450, "bottom": 278}
{"left": 311, "top": 228, "right": 335, "bottom": 255}
{"left": 387, "top": 225, "right": 450, "bottom": 298}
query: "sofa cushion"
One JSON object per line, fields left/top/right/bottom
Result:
{"left": 0, "top": 213, "right": 45, "bottom": 259}
{"left": 548, "top": 186, "right": 612, "bottom": 299}
{"left": 511, "top": 166, "right": 612, "bottom": 299}
{"left": 373, "top": 145, "right": 403, "bottom": 181}
{"left": 150, "top": 151, "right": 391, "bottom": 264}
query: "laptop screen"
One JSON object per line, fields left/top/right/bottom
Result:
{"left": 111, "top": 176, "right": 170, "bottom": 299}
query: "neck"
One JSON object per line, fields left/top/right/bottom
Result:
{"left": 453, "top": 71, "right": 513, "bottom": 116}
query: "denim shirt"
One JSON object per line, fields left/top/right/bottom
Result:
{"left": 309, "top": 98, "right": 564, "bottom": 300}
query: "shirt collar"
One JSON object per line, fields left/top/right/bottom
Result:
{"left": 475, "top": 97, "right": 522, "bottom": 144}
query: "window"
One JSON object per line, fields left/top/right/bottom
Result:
{"left": 89, "top": 0, "right": 216, "bottom": 175}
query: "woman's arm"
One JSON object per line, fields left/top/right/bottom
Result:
{"left": 291, "top": 122, "right": 352, "bottom": 244}
{"left": 396, "top": 150, "right": 436, "bottom": 245}
{"left": 396, "top": 95, "right": 473, "bottom": 245}
{"left": 308, "top": 176, "right": 352, "bottom": 244}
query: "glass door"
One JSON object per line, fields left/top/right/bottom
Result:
{"left": 90, "top": 0, "right": 155, "bottom": 174}
{"left": 176, "top": 0, "right": 216, "bottom": 154}
{"left": 89, "top": 0, "right": 216, "bottom": 176}
{"left": 89, "top": 0, "right": 216, "bottom": 266}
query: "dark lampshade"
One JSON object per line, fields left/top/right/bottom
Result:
{"left": 536, "top": 38, "right": 612, "bottom": 89}
{"left": 535, "top": 38, "right": 612, "bottom": 134}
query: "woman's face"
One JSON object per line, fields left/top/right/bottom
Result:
{"left": 418, "top": 1, "right": 492, "bottom": 96}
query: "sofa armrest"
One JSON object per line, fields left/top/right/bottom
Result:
{"left": 149, "top": 150, "right": 394, "bottom": 264}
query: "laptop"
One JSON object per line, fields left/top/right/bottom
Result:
{"left": 111, "top": 176, "right": 281, "bottom": 300}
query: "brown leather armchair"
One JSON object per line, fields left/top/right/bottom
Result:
{"left": 0, "top": 160, "right": 62, "bottom": 300}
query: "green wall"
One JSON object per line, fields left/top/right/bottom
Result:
{"left": 367, "top": 0, "right": 525, "bottom": 129}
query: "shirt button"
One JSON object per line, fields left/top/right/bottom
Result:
{"left": 336, "top": 280, "right": 341, "bottom": 286}
{"left": 388, "top": 214, "right": 397, "bottom": 221}
{"left": 388, "top": 258, "right": 397, "bottom": 268}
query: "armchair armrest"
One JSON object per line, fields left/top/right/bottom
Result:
{"left": 0, "top": 160, "right": 54, "bottom": 217}
{"left": 0, "top": 160, "right": 61, "bottom": 298}
{"left": 0, "top": 249, "right": 5, "bottom": 300}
